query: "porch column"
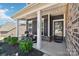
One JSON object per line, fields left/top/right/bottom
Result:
{"left": 16, "top": 20, "right": 19, "bottom": 38}
{"left": 64, "top": 14, "right": 66, "bottom": 37}
{"left": 26, "top": 20, "right": 28, "bottom": 31}
{"left": 48, "top": 14, "right": 50, "bottom": 37}
{"left": 37, "top": 10, "right": 42, "bottom": 49}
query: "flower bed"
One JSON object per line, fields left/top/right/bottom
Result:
{"left": 0, "top": 36, "right": 44, "bottom": 56}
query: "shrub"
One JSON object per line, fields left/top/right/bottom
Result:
{"left": 4, "top": 36, "right": 18, "bottom": 45}
{"left": 4, "top": 37, "right": 8, "bottom": 43}
{"left": 8, "top": 37, "right": 18, "bottom": 45}
{"left": 4, "top": 36, "right": 11, "bottom": 43}
{"left": 19, "top": 38, "right": 33, "bottom": 53}
{"left": 27, "top": 39, "right": 33, "bottom": 51}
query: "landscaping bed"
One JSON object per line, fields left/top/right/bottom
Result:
{"left": 0, "top": 36, "right": 44, "bottom": 56}
{"left": 0, "top": 42, "right": 44, "bottom": 56}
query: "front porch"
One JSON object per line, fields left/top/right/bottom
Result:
{"left": 12, "top": 3, "right": 68, "bottom": 56}
{"left": 33, "top": 41, "right": 67, "bottom": 56}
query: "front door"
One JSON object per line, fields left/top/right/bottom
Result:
{"left": 53, "top": 19, "right": 64, "bottom": 43}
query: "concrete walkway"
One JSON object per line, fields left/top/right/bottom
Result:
{"left": 33, "top": 41, "right": 67, "bottom": 56}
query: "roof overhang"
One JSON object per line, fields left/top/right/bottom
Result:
{"left": 11, "top": 3, "right": 57, "bottom": 19}
{"left": 11, "top": 3, "right": 67, "bottom": 20}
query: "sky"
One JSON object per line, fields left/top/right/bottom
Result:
{"left": 0, "top": 3, "right": 27, "bottom": 26}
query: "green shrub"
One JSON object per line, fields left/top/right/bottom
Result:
{"left": 8, "top": 37, "right": 18, "bottom": 45}
{"left": 27, "top": 39, "right": 33, "bottom": 51}
{"left": 19, "top": 39, "right": 33, "bottom": 53}
{"left": 4, "top": 36, "right": 11, "bottom": 43}
{"left": 4, "top": 37, "right": 8, "bottom": 42}
{"left": 4, "top": 36, "right": 18, "bottom": 45}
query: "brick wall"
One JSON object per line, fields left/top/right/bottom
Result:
{"left": 66, "top": 3, "right": 79, "bottom": 56}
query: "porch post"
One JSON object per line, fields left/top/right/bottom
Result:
{"left": 16, "top": 20, "right": 19, "bottom": 38}
{"left": 48, "top": 14, "right": 50, "bottom": 37}
{"left": 37, "top": 10, "right": 42, "bottom": 49}
{"left": 26, "top": 20, "right": 28, "bottom": 31}
{"left": 64, "top": 14, "right": 66, "bottom": 37}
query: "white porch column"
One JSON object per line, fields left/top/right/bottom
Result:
{"left": 64, "top": 14, "right": 66, "bottom": 37}
{"left": 16, "top": 20, "right": 19, "bottom": 38}
{"left": 37, "top": 10, "right": 42, "bottom": 49}
{"left": 26, "top": 20, "right": 28, "bottom": 31}
{"left": 48, "top": 14, "right": 50, "bottom": 37}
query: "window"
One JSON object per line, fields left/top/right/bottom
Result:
{"left": 41, "top": 18, "right": 44, "bottom": 36}
{"left": 28, "top": 20, "right": 32, "bottom": 34}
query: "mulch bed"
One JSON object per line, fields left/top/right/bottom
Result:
{"left": 0, "top": 42, "right": 44, "bottom": 56}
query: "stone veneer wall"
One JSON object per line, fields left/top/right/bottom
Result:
{"left": 66, "top": 3, "right": 79, "bottom": 56}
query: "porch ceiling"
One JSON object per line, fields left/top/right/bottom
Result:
{"left": 41, "top": 3, "right": 67, "bottom": 16}
{"left": 11, "top": 3, "right": 67, "bottom": 20}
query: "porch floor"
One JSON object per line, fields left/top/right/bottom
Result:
{"left": 33, "top": 41, "right": 67, "bottom": 56}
